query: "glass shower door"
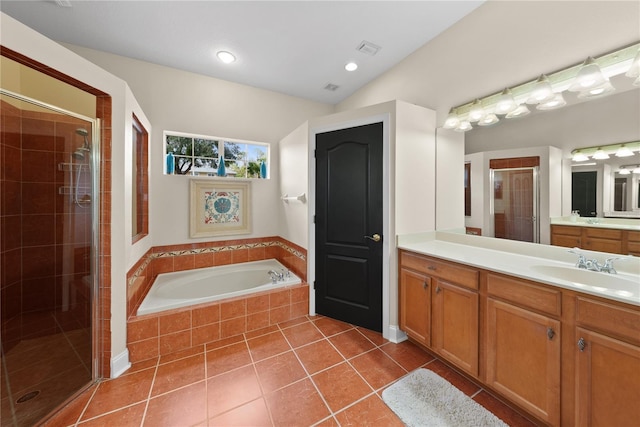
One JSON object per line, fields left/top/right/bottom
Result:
{"left": 1, "top": 91, "right": 98, "bottom": 426}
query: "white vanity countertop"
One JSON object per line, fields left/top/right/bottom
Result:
{"left": 397, "top": 231, "right": 640, "bottom": 307}
{"left": 550, "top": 217, "right": 640, "bottom": 231}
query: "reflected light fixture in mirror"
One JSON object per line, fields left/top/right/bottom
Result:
{"left": 571, "top": 141, "right": 640, "bottom": 161}
{"left": 444, "top": 42, "right": 640, "bottom": 131}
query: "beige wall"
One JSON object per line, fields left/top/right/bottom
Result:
{"left": 336, "top": 1, "right": 640, "bottom": 126}
{"left": 64, "top": 45, "right": 334, "bottom": 248}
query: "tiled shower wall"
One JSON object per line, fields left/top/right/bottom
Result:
{"left": 0, "top": 99, "right": 93, "bottom": 351}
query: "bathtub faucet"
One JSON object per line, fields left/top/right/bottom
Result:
{"left": 268, "top": 270, "right": 282, "bottom": 283}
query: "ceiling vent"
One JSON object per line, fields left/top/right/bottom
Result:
{"left": 356, "top": 41, "right": 381, "bottom": 56}
{"left": 324, "top": 83, "right": 340, "bottom": 92}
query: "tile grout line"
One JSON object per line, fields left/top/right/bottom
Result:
{"left": 243, "top": 333, "right": 276, "bottom": 427}
{"left": 278, "top": 320, "right": 336, "bottom": 425}
{"left": 138, "top": 357, "right": 160, "bottom": 426}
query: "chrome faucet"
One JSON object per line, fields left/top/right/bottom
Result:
{"left": 568, "top": 248, "right": 589, "bottom": 269}
{"left": 267, "top": 270, "right": 281, "bottom": 283}
{"left": 568, "top": 249, "right": 619, "bottom": 274}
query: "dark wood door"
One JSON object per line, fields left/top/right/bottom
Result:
{"left": 572, "top": 171, "right": 597, "bottom": 217}
{"left": 315, "top": 122, "right": 383, "bottom": 331}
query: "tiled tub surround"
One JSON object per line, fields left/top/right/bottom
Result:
{"left": 126, "top": 237, "right": 308, "bottom": 363}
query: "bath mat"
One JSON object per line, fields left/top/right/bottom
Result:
{"left": 382, "top": 369, "right": 508, "bottom": 427}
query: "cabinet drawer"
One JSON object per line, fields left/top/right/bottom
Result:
{"left": 551, "top": 225, "right": 581, "bottom": 236}
{"left": 399, "top": 251, "right": 478, "bottom": 290}
{"left": 583, "top": 238, "right": 622, "bottom": 254}
{"left": 551, "top": 235, "right": 581, "bottom": 248}
{"left": 627, "top": 241, "right": 640, "bottom": 256}
{"left": 486, "top": 273, "right": 561, "bottom": 317}
{"left": 584, "top": 227, "right": 623, "bottom": 240}
{"left": 628, "top": 231, "right": 640, "bottom": 243}
{"left": 576, "top": 297, "right": 640, "bottom": 345}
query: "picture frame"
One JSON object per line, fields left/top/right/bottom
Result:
{"left": 189, "top": 179, "right": 251, "bottom": 237}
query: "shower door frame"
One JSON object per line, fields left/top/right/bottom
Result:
{"left": 1, "top": 88, "right": 102, "bottom": 385}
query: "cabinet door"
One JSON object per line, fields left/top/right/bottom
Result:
{"left": 399, "top": 268, "right": 431, "bottom": 346}
{"left": 486, "top": 298, "right": 561, "bottom": 426}
{"left": 575, "top": 328, "right": 640, "bottom": 427}
{"left": 582, "top": 238, "right": 623, "bottom": 254}
{"left": 432, "top": 280, "right": 479, "bottom": 376}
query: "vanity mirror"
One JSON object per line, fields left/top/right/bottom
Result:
{"left": 463, "top": 71, "right": 640, "bottom": 243}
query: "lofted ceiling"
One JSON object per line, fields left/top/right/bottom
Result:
{"left": 0, "top": 0, "right": 484, "bottom": 104}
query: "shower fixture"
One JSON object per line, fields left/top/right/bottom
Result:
{"left": 72, "top": 128, "right": 91, "bottom": 206}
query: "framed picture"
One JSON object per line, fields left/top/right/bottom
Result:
{"left": 189, "top": 180, "right": 251, "bottom": 237}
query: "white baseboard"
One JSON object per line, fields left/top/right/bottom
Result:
{"left": 386, "top": 324, "right": 408, "bottom": 344}
{"left": 110, "top": 348, "right": 131, "bottom": 378}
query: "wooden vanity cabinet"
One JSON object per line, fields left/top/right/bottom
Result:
{"left": 550, "top": 224, "right": 581, "bottom": 248}
{"left": 485, "top": 273, "right": 562, "bottom": 426}
{"left": 627, "top": 230, "right": 640, "bottom": 256}
{"left": 574, "top": 297, "right": 640, "bottom": 426}
{"left": 398, "top": 250, "right": 479, "bottom": 376}
{"left": 398, "top": 248, "right": 640, "bottom": 426}
{"left": 582, "top": 227, "right": 623, "bottom": 253}
{"left": 399, "top": 267, "right": 431, "bottom": 347}
{"left": 551, "top": 224, "right": 636, "bottom": 255}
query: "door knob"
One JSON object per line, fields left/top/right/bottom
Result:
{"left": 364, "top": 233, "right": 381, "bottom": 242}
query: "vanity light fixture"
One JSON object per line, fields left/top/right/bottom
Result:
{"left": 443, "top": 108, "right": 461, "bottom": 129}
{"left": 478, "top": 113, "right": 499, "bottom": 126}
{"left": 568, "top": 57, "right": 607, "bottom": 92}
{"left": 495, "top": 88, "right": 518, "bottom": 114}
{"left": 526, "top": 75, "right": 555, "bottom": 104}
{"left": 571, "top": 141, "right": 640, "bottom": 161}
{"left": 216, "top": 51, "right": 236, "bottom": 64}
{"left": 505, "top": 104, "right": 531, "bottom": 118}
{"left": 443, "top": 42, "right": 640, "bottom": 131}
{"left": 592, "top": 148, "right": 610, "bottom": 160}
{"left": 536, "top": 92, "right": 566, "bottom": 110}
{"left": 625, "top": 49, "right": 640, "bottom": 78}
{"left": 572, "top": 151, "right": 590, "bottom": 162}
{"left": 615, "top": 144, "right": 635, "bottom": 157}
{"left": 454, "top": 120, "right": 472, "bottom": 132}
{"left": 468, "top": 99, "right": 486, "bottom": 122}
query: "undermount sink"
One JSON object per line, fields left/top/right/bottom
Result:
{"left": 530, "top": 265, "right": 640, "bottom": 300}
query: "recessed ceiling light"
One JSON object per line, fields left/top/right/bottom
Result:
{"left": 345, "top": 62, "right": 358, "bottom": 72}
{"left": 216, "top": 51, "right": 236, "bottom": 64}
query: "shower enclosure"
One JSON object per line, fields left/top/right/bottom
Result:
{"left": 1, "top": 90, "right": 99, "bottom": 426}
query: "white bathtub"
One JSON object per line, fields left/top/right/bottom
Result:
{"left": 137, "top": 259, "right": 302, "bottom": 316}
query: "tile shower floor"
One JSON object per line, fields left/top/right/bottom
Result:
{"left": 43, "top": 316, "right": 537, "bottom": 426}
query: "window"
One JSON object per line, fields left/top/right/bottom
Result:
{"left": 132, "top": 114, "right": 148, "bottom": 242}
{"left": 164, "top": 131, "right": 269, "bottom": 179}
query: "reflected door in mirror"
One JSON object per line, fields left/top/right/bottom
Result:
{"left": 572, "top": 171, "right": 597, "bottom": 217}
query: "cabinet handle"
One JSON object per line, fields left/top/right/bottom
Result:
{"left": 422, "top": 281, "right": 428, "bottom": 289}
{"left": 547, "top": 327, "right": 555, "bottom": 340}
{"left": 427, "top": 265, "right": 436, "bottom": 271}
{"left": 436, "top": 286, "right": 441, "bottom": 294}
{"left": 578, "top": 337, "right": 586, "bottom": 352}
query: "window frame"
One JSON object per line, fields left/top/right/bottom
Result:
{"left": 163, "top": 130, "right": 270, "bottom": 179}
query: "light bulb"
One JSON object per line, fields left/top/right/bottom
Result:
{"left": 454, "top": 120, "right": 472, "bottom": 132}
{"left": 536, "top": 93, "right": 566, "bottom": 110}
{"left": 572, "top": 151, "right": 589, "bottom": 162}
{"left": 495, "top": 89, "right": 517, "bottom": 114}
{"left": 216, "top": 51, "right": 236, "bottom": 64}
{"left": 505, "top": 104, "right": 530, "bottom": 119}
{"left": 592, "top": 148, "right": 609, "bottom": 160}
{"left": 569, "top": 57, "right": 606, "bottom": 92}
{"left": 478, "top": 113, "right": 499, "bottom": 126}
{"left": 526, "top": 75, "right": 554, "bottom": 104}
{"left": 443, "top": 108, "right": 460, "bottom": 129}
{"left": 615, "top": 145, "right": 634, "bottom": 157}
{"left": 619, "top": 167, "right": 630, "bottom": 175}
{"left": 468, "top": 100, "right": 485, "bottom": 122}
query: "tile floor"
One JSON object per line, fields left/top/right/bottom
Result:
{"left": 42, "top": 315, "right": 537, "bottom": 427}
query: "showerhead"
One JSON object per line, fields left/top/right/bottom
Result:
{"left": 75, "top": 127, "right": 90, "bottom": 150}
{"left": 72, "top": 149, "right": 85, "bottom": 160}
